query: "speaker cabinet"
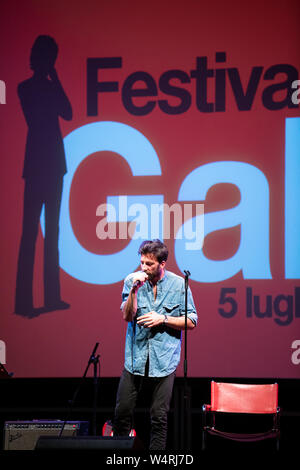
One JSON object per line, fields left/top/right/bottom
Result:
{"left": 4, "top": 420, "right": 89, "bottom": 450}
{"left": 35, "top": 435, "right": 143, "bottom": 451}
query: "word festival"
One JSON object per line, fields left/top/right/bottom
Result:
{"left": 87, "top": 53, "right": 299, "bottom": 115}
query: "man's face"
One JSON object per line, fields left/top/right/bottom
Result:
{"left": 140, "top": 254, "right": 165, "bottom": 281}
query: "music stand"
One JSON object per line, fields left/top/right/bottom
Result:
{"left": 0, "top": 362, "right": 12, "bottom": 378}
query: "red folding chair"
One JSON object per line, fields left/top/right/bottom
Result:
{"left": 202, "top": 381, "right": 280, "bottom": 450}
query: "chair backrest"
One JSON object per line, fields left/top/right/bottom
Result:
{"left": 210, "top": 381, "right": 278, "bottom": 414}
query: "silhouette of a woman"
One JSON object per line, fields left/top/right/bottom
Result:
{"left": 15, "top": 35, "right": 72, "bottom": 315}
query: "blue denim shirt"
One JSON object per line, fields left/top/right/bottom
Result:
{"left": 121, "top": 270, "right": 198, "bottom": 378}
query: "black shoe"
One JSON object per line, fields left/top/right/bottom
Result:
{"left": 44, "top": 300, "right": 70, "bottom": 312}
{"left": 14, "top": 304, "right": 34, "bottom": 316}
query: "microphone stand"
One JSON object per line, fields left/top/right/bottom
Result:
{"left": 91, "top": 347, "right": 100, "bottom": 436}
{"left": 58, "top": 342, "right": 100, "bottom": 438}
{"left": 183, "top": 270, "right": 190, "bottom": 382}
{"left": 183, "top": 270, "right": 191, "bottom": 450}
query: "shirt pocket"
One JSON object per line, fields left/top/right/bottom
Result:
{"left": 163, "top": 303, "right": 180, "bottom": 317}
{"left": 136, "top": 305, "right": 148, "bottom": 316}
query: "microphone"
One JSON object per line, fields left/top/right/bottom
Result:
{"left": 132, "top": 274, "right": 148, "bottom": 290}
{"left": 132, "top": 280, "right": 142, "bottom": 289}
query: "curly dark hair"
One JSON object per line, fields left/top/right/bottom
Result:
{"left": 138, "top": 239, "right": 168, "bottom": 264}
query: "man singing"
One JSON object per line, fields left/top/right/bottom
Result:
{"left": 113, "top": 239, "right": 198, "bottom": 450}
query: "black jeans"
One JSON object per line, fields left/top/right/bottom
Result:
{"left": 113, "top": 368, "right": 175, "bottom": 451}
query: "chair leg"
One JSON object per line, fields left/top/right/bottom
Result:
{"left": 202, "top": 429, "right": 207, "bottom": 450}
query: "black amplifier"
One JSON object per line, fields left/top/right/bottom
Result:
{"left": 3, "top": 420, "right": 89, "bottom": 450}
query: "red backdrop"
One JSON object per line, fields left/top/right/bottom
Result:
{"left": 0, "top": 0, "right": 299, "bottom": 378}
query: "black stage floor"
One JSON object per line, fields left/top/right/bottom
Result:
{"left": 0, "top": 377, "right": 299, "bottom": 454}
